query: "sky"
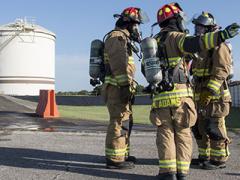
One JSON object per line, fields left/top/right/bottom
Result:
{"left": 0, "top": 0, "right": 239, "bottom": 91}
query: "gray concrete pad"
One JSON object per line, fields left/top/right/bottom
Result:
{"left": 0, "top": 95, "right": 240, "bottom": 180}
{"left": 0, "top": 131, "right": 240, "bottom": 180}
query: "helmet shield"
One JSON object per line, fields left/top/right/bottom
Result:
{"left": 129, "top": 23, "right": 142, "bottom": 42}
{"left": 138, "top": 9, "right": 150, "bottom": 24}
{"left": 179, "top": 11, "right": 188, "bottom": 24}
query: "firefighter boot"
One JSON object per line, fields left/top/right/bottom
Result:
{"left": 191, "top": 158, "right": 209, "bottom": 167}
{"left": 176, "top": 173, "right": 187, "bottom": 180}
{"left": 157, "top": 173, "right": 176, "bottom": 180}
{"left": 202, "top": 160, "right": 226, "bottom": 170}
{"left": 126, "top": 156, "right": 137, "bottom": 163}
{"left": 106, "top": 159, "right": 135, "bottom": 169}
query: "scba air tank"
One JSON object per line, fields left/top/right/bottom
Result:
{"left": 89, "top": 39, "right": 104, "bottom": 80}
{"left": 141, "top": 37, "right": 162, "bottom": 85}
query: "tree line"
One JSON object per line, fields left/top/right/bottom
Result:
{"left": 56, "top": 84, "right": 145, "bottom": 96}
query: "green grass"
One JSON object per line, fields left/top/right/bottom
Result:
{"left": 59, "top": 105, "right": 239, "bottom": 128}
{"left": 58, "top": 105, "right": 151, "bottom": 124}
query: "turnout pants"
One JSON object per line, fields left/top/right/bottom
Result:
{"left": 104, "top": 85, "right": 133, "bottom": 162}
{"left": 194, "top": 101, "right": 230, "bottom": 163}
{"left": 150, "top": 97, "right": 197, "bottom": 175}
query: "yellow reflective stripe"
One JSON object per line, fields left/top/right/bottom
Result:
{"left": 177, "top": 166, "right": 189, "bottom": 170}
{"left": 105, "top": 74, "right": 131, "bottom": 86}
{"left": 209, "top": 80, "right": 221, "bottom": 87}
{"left": 128, "top": 56, "right": 134, "bottom": 61}
{"left": 105, "top": 152, "right": 126, "bottom": 156}
{"left": 152, "top": 101, "right": 157, "bottom": 108}
{"left": 194, "top": 93, "right": 200, "bottom": 101}
{"left": 178, "top": 36, "right": 185, "bottom": 53}
{"left": 224, "top": 89, "right": 230, "bottom": 97}
{"left": 128, "top": 56, "right": 134, "bottom": 64}
{"left": 128, "top": 56, "right": 134, "bottom": 60}
{"left": 195, "top": 89, "right": 230, "bottom": 101}
{"left": 177, "top": 161, "right": 190, "bottom": 171}
{"left": 222, "top": 30, "right": 230, "bottom": 39}
{"left": 104, "top": 76, "right": 118, "bottom": 86}
{"left": 153, "top": 89, "right": 193, "bottom": 100}
{"left": 126, "top": 146, "right": 130, "bottom": 152}
{"left": 210, "top": 147, "right": 229, "bottom": 157}
{"left": 211, "top": 149, "right": 227, "bottom": 153}
{"left": 152, "top": 98, "right": 181, "bottom": 108}
{"left": 168, "top": 57, "right": 182, "bottom": 67}
{"left": 159, "top": 159, "right": 177, "bottom": 168}
{"left": 210, "top": 32, "right": 214, "bottom": 48}
{"left": 115, "top": 74, "right": 129, "bottom": 83}
{"left": 204, "top": 33, "right": 209, "bottom": 49}
{"left": 199, "top": 148, "right": 210, "bottom": 156}
{"left": 204, "top": 32, "right": 215, "bottom": 50}
{"left": 159, "top": 165, "right": 177, "bottom": 168}
{"left": 207, "top": 79, "right": 221, "bottom": 93}
{"left": 168, "top": 57, "right": 181, "bottom": 61}
{"left": 105, "top": 147, "right": 127, "bottom": 156}
{"left": 210, "top": 153, "right": 226, "bottom": 157}
{"left": 192, "top": 68, "right": 210, "bottom": 76}
{"left": 152, "top": 88, "right": 193, "bottom": 108}
{"left": 177, "top": 161, "right": 190, "bottom": 165}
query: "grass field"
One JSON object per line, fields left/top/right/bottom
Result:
{"left": 58, "top": 105, "right": 151, "bottom": 124}
{"left": 58, "top": 105, "right": 240, "bottom": 128}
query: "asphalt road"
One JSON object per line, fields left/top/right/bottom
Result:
{"left": 0, "top": 95, "right": 239, "bottom": 180}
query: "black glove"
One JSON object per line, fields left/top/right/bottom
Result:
{"left": 221, "top": 23, "right": 240, "bottom": 40}
{"left": 142, "top": 84, "right": 152, "bottom": 94}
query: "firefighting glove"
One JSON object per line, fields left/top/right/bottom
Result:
{"left": 199, "top": 90, "right": 212, "bottom": 106}
{"left": 221, "top": 23, "right": 240, "bottom": 40}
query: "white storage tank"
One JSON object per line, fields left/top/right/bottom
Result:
{"left": 0, "top": 18, "right": 56, "bottom": 95}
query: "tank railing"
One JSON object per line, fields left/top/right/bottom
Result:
{"left": 14, "top": 18, "right": 35, "bottom": 32}
{"left": 0, "top": 18, "right": 37, "bottom": 51}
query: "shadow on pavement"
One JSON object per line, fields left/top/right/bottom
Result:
{"left": 0, "top": 147, "right": 156, "bottom": 180}
{"left": 225, "top": 173, "right": 240, "bottom": 176}
{"left": 136, "top": 158, "right": 158, "bottom": 165}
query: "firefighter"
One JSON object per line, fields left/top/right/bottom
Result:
{"left": 145, "top": 2, "right": 239, "bottom": 180}
{"left": 191, "top": 12, "right": 232, "bottom": 170}
{"left": 102, "top": 7, "right": 149, "bottom": 169}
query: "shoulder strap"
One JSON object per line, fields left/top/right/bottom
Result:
{"left": 103, "top": 30, "right": 130, "bottom": 43}
{"left": 155, "top": 32, "right": 170, "bottom": 68}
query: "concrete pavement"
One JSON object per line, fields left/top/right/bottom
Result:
{"left": 0, "top": 95, "right": 239, "bottom": 180}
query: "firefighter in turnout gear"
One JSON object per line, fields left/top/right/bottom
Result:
{"left": 191, "top": 12, "right": 232, "bottom": 170}
{"left": 143, "top": 2, "right": 240, "bottom": 180}
{"left": 102, "top": 7, "right": 149, "bottom": 169}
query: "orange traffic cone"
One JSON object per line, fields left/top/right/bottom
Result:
{"left": 36, "top": 89, "right": 60, "bottom": 118}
